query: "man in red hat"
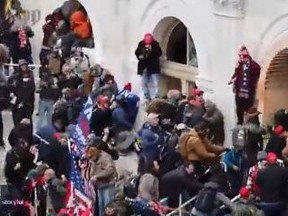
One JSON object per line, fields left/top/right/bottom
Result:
{"left": 266, "top": 125, "right": 287, "bottom": 159}
{"left": 256, "top": 152, "right": 288, "bottom": 216}
{"left": 228, "top": 46, "right": 261, "bottom": 125}
{"left": 135, "top": 33, "right": 162, "bottom": 101}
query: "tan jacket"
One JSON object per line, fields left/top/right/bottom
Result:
{"left": 89, "top": 152, "right": 117, "bottom": 188}
{"left": 179, "top": 129, "right": 224, "bottom": 162}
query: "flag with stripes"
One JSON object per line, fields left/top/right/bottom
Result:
{"left": 66, "top": 96, "right": 95, "bottom": 215}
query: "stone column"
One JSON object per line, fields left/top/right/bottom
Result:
{"left": 210, "top": 0, "right": 245, "bottom": 146}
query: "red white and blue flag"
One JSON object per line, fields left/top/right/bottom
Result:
{"left": 66, "top": 96, "right": 95, "bottom": 215}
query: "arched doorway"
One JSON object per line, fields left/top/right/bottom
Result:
{"left": 262, "top": 48, "right": 288, "bottom": 125}
{"left": 152, "top": 17, "right": 198, "bottom": 95}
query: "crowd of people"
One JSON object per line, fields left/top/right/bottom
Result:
{"left": 0, "top": 1, "right": 288, "bottom": 216}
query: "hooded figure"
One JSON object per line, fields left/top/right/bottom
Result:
{"left": 203, "top": 99, "right": 225, "bottom": 146}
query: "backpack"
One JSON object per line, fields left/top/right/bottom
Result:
{"left": 123, "top": 176, "right": 140, "bottom": 199}
{"left": 194, "top": 188, "right": 217, "bottom": 214}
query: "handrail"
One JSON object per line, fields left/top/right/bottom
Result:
{"left": 220, "top": 195, "right": 240, "bottom": 209}
{"left": 5, "top": 63, "right": 42, "bottom": 67}
{"left": 166, "top": 195, "right": 197, "bottom": 216}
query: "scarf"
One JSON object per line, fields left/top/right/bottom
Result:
{"left": 237, "top": 62, "right": 250, "bottom": 99}
{"left": 18, "top": 27, "right": 27, "bottom": 48}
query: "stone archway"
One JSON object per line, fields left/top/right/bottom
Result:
{"left": 261, "top": 48, "right": 288, "bottom": 125}
{"left": 151, "top": 16, "right": 199, "bottom": 95}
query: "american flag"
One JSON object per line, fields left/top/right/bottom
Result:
{"left": 66, "top": 96, "right": 95, "bottom": 215}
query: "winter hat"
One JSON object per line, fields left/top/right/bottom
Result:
{"left": 18, "top": 59, "right": 28, "bottom": 66}
{"left": 274, "top": 125, "right": 285, "bottom": 136}
{"left": 266, "top": 152, "right": 277, "bottom": 163}
{"left": 124, "top": 82, "right": 132, "bottom": 92}
{"left": 239, "top": 187, "right": 250, "bottom": 199}
{"left": 238, "top": 46, "right": 250, "bottom": 56}
{"left": 26, "top": 169, "right": 38, "bottom": 180}
{"left": 144, "top": 33, "right": 154, "bottom": 44}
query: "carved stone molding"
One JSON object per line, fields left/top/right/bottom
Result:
{"left": 210, "top": 0, "right": 245, "bottom": 18}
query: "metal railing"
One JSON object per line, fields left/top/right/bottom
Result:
{"left": 166, "top": 194, "right": 197, "bottom": 216}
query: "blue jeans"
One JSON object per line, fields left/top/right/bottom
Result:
{"left": 260, "top": 202, "right": 284, "bottom": 216}
{"left": 96, "top": 184, "right": 115, "bottom": 216}
{"left": 37, "top": 99, "right": 54, "bottom": 130}
{"left": 141, "top": 71, "right": 160, "bottom": 100}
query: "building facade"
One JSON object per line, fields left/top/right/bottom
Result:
{"left": 23, "top": 0, "right": 288, "bottom": 145}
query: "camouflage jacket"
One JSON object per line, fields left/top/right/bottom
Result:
{"left": 232, "top": 200, "right": 263, "bottom": 216}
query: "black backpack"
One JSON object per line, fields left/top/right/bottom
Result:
{"left": 123, "top": 176, "right": 140, "bottom": 199}
{"left": 194, "top": 188, "right": 217, "bottom": 214}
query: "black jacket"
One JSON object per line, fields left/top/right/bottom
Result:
{"left": 135, "top": 40, "right": 162, "bottom": 75}
{"left": 9, "top": 76, "right": 35, "bottom": 108}
{"left": 265, "top": 134, "right": 286, "bottom": 159}
{"left": 44, "top": 140, "right": 71, "bottom": 179}
{"left": 159, "top": 166, "right": 203, "bottom": 201}
{"left": 256, "top": 164, "right": 288, "bottom": 203}
{"left": 4, "top": 147, "right": 35, "bottom": 186}
{"left": 90, "top": 107, "right": 112, "bottom": 136}
{"left": 0, "top": 84, "right": 10, "bottom": 111}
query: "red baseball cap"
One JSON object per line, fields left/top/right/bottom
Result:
{"left": 266, "top": 152, "right": 277, "bottom": 163}
{"left": 144, "top": 33, "right": 154, "bottom": 44}
{"left": 124, "top": 82, "right": 132, "bottom": 92}
{"left": 239, "top": 187, "right": 250, "bottom": 199}
{"left": 191, "top": 88, "right": 204, "bottom": 96}
{"left": 274, "top": 125, "right": 285, "bottom": 136}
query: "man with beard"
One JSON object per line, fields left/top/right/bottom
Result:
{"left": 229, "top": 46, "right": 261, "bottom": 125}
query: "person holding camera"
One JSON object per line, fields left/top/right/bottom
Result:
{"left": 135, "top": 33, "right": 162, "bottom": 101}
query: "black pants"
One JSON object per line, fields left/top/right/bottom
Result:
{"left": 12, "top": 105, "right": 33, "bottom": 126}
{"left": 235, "top": 97, "right": 254, "bottom": 125}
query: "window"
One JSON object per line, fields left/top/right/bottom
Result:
{"left": 166, "top": 22, "right": 198, "bottom": 67}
